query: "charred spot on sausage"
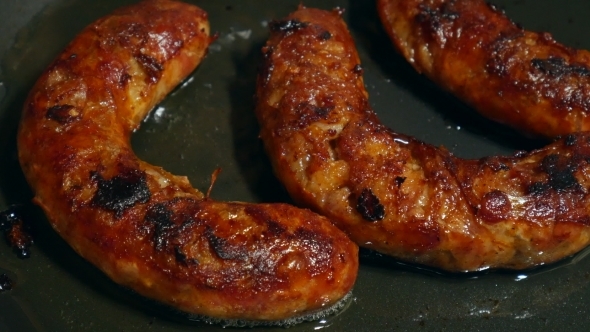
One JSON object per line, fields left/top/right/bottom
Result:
{"left": 353, "top": 64, "right": 363, "bottom": 75}
{"left": 174, "top": 246, "right": 198, "bottom": 265}
{"left": 294, "top": 102, "right": 335, "bottom": 129}
{"left": 526, "top": 154, "right": 582, "bottom": 195}
{"left": 259, "top": 46, "right": 275, "bottom": 86}
{"left": 395, "top": 176, "right": 406, "bottom": 188}
{"left": 318, "top": 30, "right": 332, "bottom": 40}
{"left": 119, "top": 72, "right": 132, "bottom": 87}
{"left": 135, "top": 53, "right": 163, "bottom": 83}
{"left": 265, "top": 219, "right": 287, "bottom": 237}
{"left": 565, "top": 134, "right": 577, "bottom": 147}
{"left": 145, "top": 202, "right": 174, "bottom": 250}
{"left": 527, "top": 181, "right": 550, "bottom": 196}
{"left": 531, "top": 57, "right": 590, "bottom": 78}
{"left": 482, "top": 157, "right": 510, "bottom": 172}
{"left": 416, "top": 3, "right": 459, "bottom": 31}
{"left": 46, "top": 104, "right": 81, "bottom": 124}
{"left": 356, "top": 188, "right": 385, "bottom": 222}
{"left": 313, "top": 105, "right": 334, "bottom": 118}
{"left": 91, "top": 168, "right": 151, "bottom": 217}
{"left": 205, "top": 227, "right": 247, "bottom": 261}
{"left": 540, "top": 154, "right": 581, "bottom": 192}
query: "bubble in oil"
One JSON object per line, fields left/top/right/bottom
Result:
{"left": 186, "top": 291, "right": 353, "bottom": 328}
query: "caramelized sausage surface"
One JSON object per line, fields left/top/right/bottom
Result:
{"left": 17, "top": 0, "right": 358, "bottom": 324}
{"left": 256, "top": 7, "right": 590, "bottom": 272}
{"left": 378, "top": 0, "right": 590, "bottom": 138}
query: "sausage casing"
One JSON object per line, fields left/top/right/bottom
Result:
{"left": 17, "top": 0, "right": 358, "bottom": 324}
{"left": 378, "top": 0, "right": 590, "bottom": 138}
{"left": 256, "top": 7, "right": 590, "bottom": 272}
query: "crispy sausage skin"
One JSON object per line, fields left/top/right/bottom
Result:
{"left": 378, "top": 0, "right": 590, "bottom": 138}
{"left": 17, "top": 0, "right": 358, "bottom": 324}
{"left": 256, "top": 7, "right": 590, "bottom": 272}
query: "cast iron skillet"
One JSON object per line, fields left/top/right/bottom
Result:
{"left": 2, "top": 0, "right": 590, "bottom": 331}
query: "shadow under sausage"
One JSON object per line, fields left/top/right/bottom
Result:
{"left": 227, "top": 40, "right": 294, "bottom": 205}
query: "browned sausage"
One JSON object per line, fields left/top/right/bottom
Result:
{"left": 17, "top": 0, "right": 358, "bottom": 325}
{"left": 256, "top": 6, "right": 590, "bottom": 272}
{"left": 378, "top": 0, "right": 590, "bottom": 138}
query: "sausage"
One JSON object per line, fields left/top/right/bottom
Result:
{"left": 377, "top": 0, "right": 590, "bottom": 138}
{"left": 256, "top": 6, "right": 590, "bottom": 272}
{"left": 17, "top": 0, "right": 358, "bottom": 325}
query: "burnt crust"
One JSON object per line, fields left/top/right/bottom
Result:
{"left": 91, "top": 168, "right": 151, "bottom": 217}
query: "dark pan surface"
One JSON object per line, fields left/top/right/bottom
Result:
{"left": 2, "top": 0, "right": 590, "bottom": 331}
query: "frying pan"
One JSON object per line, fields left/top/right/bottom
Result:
{"left": 2, "top": 0, "right": 590, "bottom": 330}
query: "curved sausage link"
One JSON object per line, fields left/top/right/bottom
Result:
{"left": 256, "top": 7, "right": 590, "bottom": 272}
{"left": 378, "top": 0, "right": 590, "bottom": 138}
{"left": 17, "top": 0, "right": 358, "bottom": 324}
